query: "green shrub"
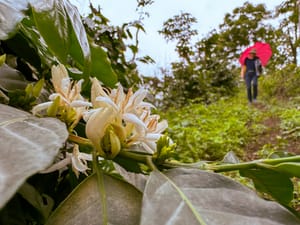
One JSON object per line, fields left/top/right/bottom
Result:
{"left": 280, "top": 108, "right": 300, "bottom": 139}
{"left": 162, "top": 97, "right": 262, "bottom": 162}
{"left": 260, "top": 65, "right": 300, "bottom": 102}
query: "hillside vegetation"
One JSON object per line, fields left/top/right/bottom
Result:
{"left": 163, "top": 66, "right": 300, "bottom": 163}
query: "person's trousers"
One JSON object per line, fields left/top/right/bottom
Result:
{"left": 245, "top": 72, "right": 258, "bottom": 103}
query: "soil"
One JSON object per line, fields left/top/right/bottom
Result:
{"left": 244, "top": 102, "right": 300, "bottom": 160}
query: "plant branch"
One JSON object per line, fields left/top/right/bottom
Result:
{"left": 118, "top": 150, "right": 149, "bottom": 164}
{"left": 205, "top": 155, "right": 300, "bottom": 172}
{"left": 68, "top": 134, "right": 93, "bottom": 146}
{"left": 93, "top": 150, "right": 108, "bottom": 225}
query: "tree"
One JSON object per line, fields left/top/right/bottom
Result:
{"left": 215, "top": 2, "right": 273, "bottom": 63}
{"left": 158, "top": 12, "right": 198, "bottom": 63}
{"left": 274, "top": 0, "right": 300, "bottom": 65}
{"left": 83, "top": 4, "right": 145, "bottom": 87}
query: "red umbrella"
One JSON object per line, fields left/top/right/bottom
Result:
{"left": 239, "top": 42, "right": 272, "bottom": 67}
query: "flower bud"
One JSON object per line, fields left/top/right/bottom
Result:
{"left": 103, "top": 129, "right": 121, "bottom": 159}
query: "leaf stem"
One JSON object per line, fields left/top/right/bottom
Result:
{"left": 161, "top": 156, "right": 300, "bottom": 173}
{"left": 206, "top": 155, "right": 300, "bottom": 172}
{"left": 93, "top": 150, "right": 108, "bottom": 225}
{"left": 146, "top": 156, "right": 157, "bottom": 171}
{"left": 68, "top": 134, "right": 93, "bottom": 146}
{"left": 118, "top": 150, "right": 149, "bottom": 164}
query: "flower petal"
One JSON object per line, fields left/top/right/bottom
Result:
{"left": 138, "top": 101, "right": 156, "bottom": 109}
{"left": 39, "top": 156, "right": 71, "bottom": 174}
{"left": 70, "top": 100, "right": 92, "bottom": 108}
{"left": 71, "top": 145, "right": 92, "bottom": 178}
{"left": 155, "top": 120, "right": 168, "bottom": 133}
{"left": 125, "top": 88, "right": 148, "bottom": 112}
{"left": 145, "top": 133, "right": 161, "bottom": 141}
{"left": 51, "top": 64, "right": 68, "bottom": 93}
{"left": 83, "top": 108, "right": 101, "bottom": 122}
{"left": 95, "top": 96, "right": 119, "bottom": 112}
{"left": 141, "top": 141, "right": 156, "bottom": 153}
{"left": 123, "top": 113, "right": 147, "bottom": 134}
{"left": 32, "top": 101, "right": 53, "bottom": 115}
{"left": 85, "top": 107, "right": 117, "bottom": 152}
{"left": 78, "top": 152, "right": 93, "bottom": 161}
{"left": 91, "top": 77, "right": 108, "bottom": 107}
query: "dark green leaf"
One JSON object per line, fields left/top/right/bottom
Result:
{"left": 114, "top": 154, "right": 144, "bottom": 174}
{"left": 46, "top": 173, "right": 142, "bottom": 225}
{"left": 9, "top": 0, "right": 90, "bottom": 69}
{"left": 114, "top": 163, "right": 147, "bottom": 192}
{"left": 240, "top": 167, "right": 294, "bottom": 206}
{"left": 267, "top": 162, "right": 300, "bottom": 178}
{"left": 0, "top": 0, "right": 28, "bottom": 40}
{"left": 64, "top": 0, "right": 90, "bottom": 65}
{"left": 90, "top": 44, "right": 118, "bottom": 87}
{"left": 0, "top": 64, "right": 28, "bottom": 91}
{"left": 31, "top": 0, "right": 69, "bottom": 63}
{"left": 19, "top": 17, "right": 55, "bottom": 67}
{"left": 141, "top": 168, "right": 300, "bottom": 225}
{"left": 0, "top": 103, "right": 68, "bottom": 208}
{"left": 18, "top": 182, "right": 54, "bottom": 220}
{"left": 3, "top": 33, "right": 42, "bottom": 70}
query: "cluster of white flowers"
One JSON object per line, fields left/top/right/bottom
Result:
{"left": 84, "top": 77, "right": 168, "bottom": 157}
{"left": 34, "top": 64, "right": 168, "bottom": 177}
{"left": 32, "top": 64, "right": 91, "bottom": 130}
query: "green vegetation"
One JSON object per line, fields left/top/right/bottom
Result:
{"left": 162, "top": 65, "right": 300, "bottom": 162}
{"left": 2, "top": 0, "right": 300, "bottom": 224}
{"left": 163, "top": 96, "right": 263, "bottom": 162}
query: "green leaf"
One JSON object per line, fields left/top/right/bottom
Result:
{"left": 0, "top": 103, "right": 68, "bottom": 208}
{"left": 114, "top": 154, "right": 144, "bottom": 174}
{"left": 141, "top": 168, "right": 300, "bottom": 225}
{"left": 266, "top": 162, "right": 300, "bottom": 178}
{"left": 18, "top": 182, "right": 54, "bottom": 220}
{"left": 0, "top": 54, "right": 6, "bottom": 66}
{"left": 240, "top": 167, "right": 294, "bottom": 206}
{"left": 64, "top": 0, "right": 90, "bottom": 66}
{"left": 18, "top": 17, "right": 55, "bottom": 67}
{"left": 0, "top": 64, "right": 28, "bottom": 91}
{"left": 114, "top": 163, "right": 147, "bottom": 192}
{"left": 29, "top": 0, "right": 90, "bottom": 68}
{"left": 90, "top": 44, "right": 118, "bottom": 87}
{"left": 0, "top": 0, "right": 28, "bottom": 40}
{"left": 45, "top": 173, "right": 142, "bottom": 225}
{"left": 31, "top": 0, "right": 69, "bottom": 63}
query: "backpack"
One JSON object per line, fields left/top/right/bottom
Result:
{"left": 255, "top": 58, "right": 263, "bottom": 75}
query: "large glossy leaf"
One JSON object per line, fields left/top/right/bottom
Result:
{"left": 240, "top": 167, "right": 294, "bottom": 206}
{"left": 4, "top": 0, "right": 85, "bottom": 69}
{"left": 46, "top": 173, "right": 142, "bottom": 225}
{"left": 64, "top": 0, "right": 90, "bottom": 65}
{"left": 31, "top": 0, "right": 69, "bottom": 63}
{"left": 1, "top": 0, "right": 115, "bottom": 86}
{"left": 114, "top": 163, "right": 147, "bottom": 192}
{"left": 31, "top": 0, "right": 90, "bottom": 66}
{"left": 0, "top": 64, "right": 28, "bottom": 91}
{"left": 141, "top": 168, "right": 300, "bottom": 225}
{"left": 17, "top": 17, "right": 54, "bottom": 67}
{"left": 90, "top": 44, "right": 118, "bottom": 87}
{"left": 0, "top": 103, "right": 68, "bottom": 208}
{"left": 265, "top": 162, "right": 300, "bottom": 178}
{"left": 0, "top": 0, "right": 29, "bottom": 39}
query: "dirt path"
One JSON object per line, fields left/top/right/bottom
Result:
{"left": 244, "top": 102, "right": 300, "bottom": 160}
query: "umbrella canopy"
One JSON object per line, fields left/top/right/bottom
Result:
{"left": 239, "top": 42, "right": 272, "bottom": 67}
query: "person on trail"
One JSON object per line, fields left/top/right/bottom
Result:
{"left": 240, "top": 48, "right": 262, "bottom": 104}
